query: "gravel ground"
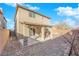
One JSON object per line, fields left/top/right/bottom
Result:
{"left": 1, "top": 33, "right": 71, "bottom": 56}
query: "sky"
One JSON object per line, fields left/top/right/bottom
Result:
{"left": 0, "top": 3, "right": 79, "bottom": 30}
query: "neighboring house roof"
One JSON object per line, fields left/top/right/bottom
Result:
{"left": 2, "top": 16, "right": 7, "bottom": 23}
{"left": 0, "top": 8, "right": 3, "bottom": 14}
{"left": 0, "top": 9, "right": 7, "bottom": 23}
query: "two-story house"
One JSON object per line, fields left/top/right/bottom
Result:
{"left": 15, "top": 4, "right": 53, "bottom": 42}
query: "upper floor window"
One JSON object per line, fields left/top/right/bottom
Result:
{"left": 29, "top": 12, "right": 36, "bottom": 18}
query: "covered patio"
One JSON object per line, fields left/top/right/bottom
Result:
{"left": 28, "top": 25, "right": 53, "bottom": 41}
{"left": 21, "top": 21, "right": 53, "bottom": 42}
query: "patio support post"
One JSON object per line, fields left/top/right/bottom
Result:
{"left": 41, "top": 27, "right": 45, "bottom": 41}
{"left": 50, "top": 27, "right": 53, "bottom": 39}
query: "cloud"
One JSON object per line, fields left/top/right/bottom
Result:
{"left": 55, "top": 4, "right": 79, "bottom": 28}
{"left": 78, "top": 4, "right": 79, "bottom": 7}
{"left": 25, "top": 4, "right": 40, "bottom": 10}
{"left": 5, "top": 3, "right": 24, "bottom": 7}
{"left": 0, "top": 7, "right": 2, "bottom": 10}
{"left": 5, "top": 3, "right": 17, "bottom": 7}
{"left": 28, "top": 6, "right": 40, "bottom": 10}
{"left": 6, "top": 18, "right": 14, "bottom": 29}
{"left": 56, "top": 6, "right": 79, "bottom": 16}
{"left": 63, "top": 19, "right": 76, "bottom": 28}
{"left": 5, "top": 3, "right": 40, "bottom": 10}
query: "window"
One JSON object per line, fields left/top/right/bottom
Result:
{"left": 29, "top": 12, "right": 35, "bottom": 18}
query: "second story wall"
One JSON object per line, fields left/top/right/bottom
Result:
{"left": 16, "top": 7, "right": 51, "bottom": 25}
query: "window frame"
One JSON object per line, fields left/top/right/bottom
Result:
{"left": 29, "top": 12, "right": 36, "bottom": 18}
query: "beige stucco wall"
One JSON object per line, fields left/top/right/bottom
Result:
{"left": 17, "top": 8, "right": 51, "bottom": 25}
{"left": 23, "top": 24, "right": 29, "bottom": 37}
